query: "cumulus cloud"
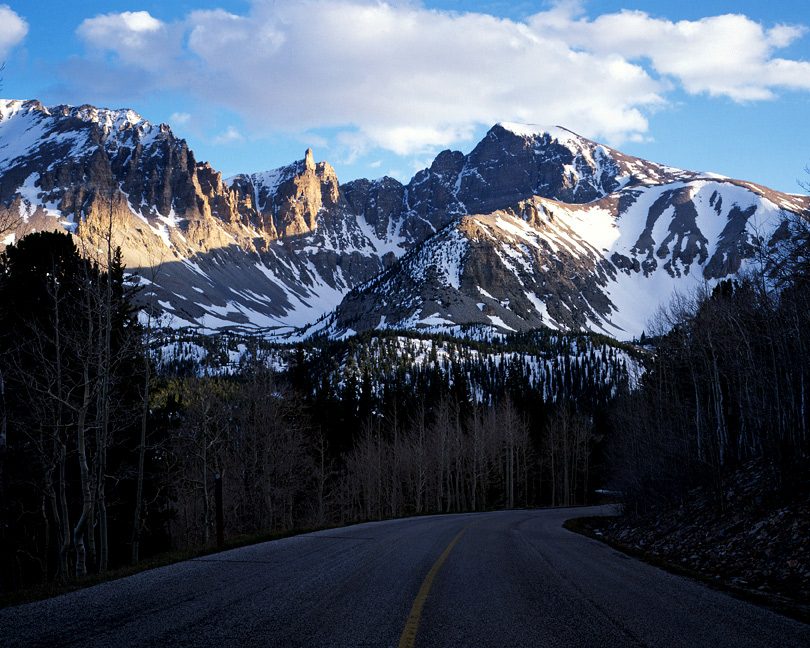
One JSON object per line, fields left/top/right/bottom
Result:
{"left": 77, "top": 10, "right": 183, "bottom": 69}
{"left": 530, "top": 8, "right": 810, "bottom": 101}
{"left": 211, "top": 125, "right": 244, "bottom": 145}
{"left": 69, "top": 0, "right": 810, "bottom": 157}
{"left": 170, "top": 111, "right": 192, "bottom": 126}
{"left": 0, "top": 5, "right": 28, "bottom": 59}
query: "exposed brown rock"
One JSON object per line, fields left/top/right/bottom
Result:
{"left": 596, "top": 459, "right": 810, "bottom": 607}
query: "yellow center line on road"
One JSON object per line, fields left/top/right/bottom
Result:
{"left": 398, "top": 520, "right": 479, "bottom": 648}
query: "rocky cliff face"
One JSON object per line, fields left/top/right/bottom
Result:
{"left": 0, "top": 100, "right": 402, "bottom": 331}
{"left": 319, "top": 178, "right": 809, "bottom": 338}
{"left": 230, "top": 148, "right": 345, "bottom": 239}
{"left": 1, "top": 100, "right": 807, "bottom": 338}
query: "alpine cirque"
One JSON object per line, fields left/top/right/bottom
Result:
{"left": 1, "top": 99, "right": 807, "bottom": 339}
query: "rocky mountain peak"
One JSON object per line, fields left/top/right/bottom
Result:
{"left": 429, "top": 149, "right": 465, "bottom": 175}
{"left": 232, "top": 150, "right": 344, "bottom": 239}
{"left": 304, "top": 147, "right": 315, "bottom": 171}
{"left": 0, "top": 99, "right": 44, "bottom": 121}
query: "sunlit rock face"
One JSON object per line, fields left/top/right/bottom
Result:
{"left": 1, "top": 100, "right": 807, "bottom": 338}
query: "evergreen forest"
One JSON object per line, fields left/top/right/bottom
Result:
{"left": 2, "top": 219, "right": 810, "bottom": 595}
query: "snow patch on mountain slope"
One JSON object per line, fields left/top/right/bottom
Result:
{"left": 525, "top": 291, "right": 562, "bottom": 330}
{"left": 600, "top": 262, "right": 706, "bottom": 338}
{"left": 551, "top": 202, "right": 620, "bottom": 252}
{"left": 253, "top": 258, "right": 349, "bottom": 329}
{"left": 488, "top": 314, "right": 515, "bottom": 331}
{"left": 0, "top": 107, "right": 53, "bottom": 170}
{"left": 408, "top": 226, "right": 468, "bottom": 290}
{"left": 498, "top": 122, "right": 580, "bottom": 146}
{"left": 355, "top": 209, "right": 406, "bottom": 256}
{"left": 595, "top": 180, "right": 792, "bottom": 337}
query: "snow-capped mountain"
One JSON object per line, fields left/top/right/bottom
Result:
{"left": 0, "top": 100, "right": 401, "bottom": 331}
{"left": 322, "top": 178, "right": 803, "bottom": 337}
{"left": 1, "top": 100, "right": 807, "bottom": 339}
{"left": 312, "top": 123, "right": 808, "bottom": 338}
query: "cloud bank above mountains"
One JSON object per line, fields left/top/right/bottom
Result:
{"left": 5, "top": 1, "right": 810, "bottom": 163}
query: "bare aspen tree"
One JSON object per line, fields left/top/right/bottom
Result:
{"left": 131, "top": 242, "right": 167, "bottom": 563}
{"left": 545, "top": 404, "right": 593, "bottom": 506}
{"left": 313, "top": 432, "right": 333, "bottom": 526}
{"left": 406, "top": 401, "right": 429, "bottom": 514}
{"left": 492, "top": 398, "right": 530, "bottom": 509}
{"left": 131, "top": 285, "right": 154, "bottom": 563}
{"left": 72, "top": 265, "right": 101, "bottom": 578}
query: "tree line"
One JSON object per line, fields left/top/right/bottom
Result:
{"left": 0, "top": 230, "right": 634, "bottom": 592}
{"left": 18, "top": 213, "right": 810, "bottom": 592}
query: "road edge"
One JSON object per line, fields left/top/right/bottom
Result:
{"left": 564, "top": 516, "right": 810, "bottom": 626}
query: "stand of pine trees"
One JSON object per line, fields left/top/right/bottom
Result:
{"left": 19, "top": 218, "right": 810, "bottom": 592}
{"left": 0, "top": 232, "right": 150, "bottom": 591}
{"left": 0, "top": 228, "right": 633, "bottom": 593}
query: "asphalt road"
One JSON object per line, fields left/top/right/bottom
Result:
{"left": 2, "top": 506, "right": 809, "bottom": 647}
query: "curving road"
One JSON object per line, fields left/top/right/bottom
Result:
{"left": 2, "top": 506, "right": 809, "bottom": 647}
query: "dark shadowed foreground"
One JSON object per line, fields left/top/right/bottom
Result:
{"left": 1, "top": 506, "right": 808, "bottom": 648}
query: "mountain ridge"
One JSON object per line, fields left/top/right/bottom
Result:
{"left": 1, "top": 99, "right": 807, "bottom": 339}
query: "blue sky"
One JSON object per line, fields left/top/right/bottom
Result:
{"left": 1, "top": 1, "right": 809, "bottom": 194}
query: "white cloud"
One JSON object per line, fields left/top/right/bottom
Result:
{"left": 530, "top": 8, "right": 810, "bottom": 101}
{"left": 170, "top": 112, "right": 192, "bottom": 126}
{"left": 0, "top": 5, "right": 28, "bottom": 59}
{"left": 211, "top": 125, "right": 244, "bottom": 145}
{"left": 77, "top": 11, "right": 183, "bottom": 69}
{"left": 66, "top": 1, "right": 810, "bottom": 158}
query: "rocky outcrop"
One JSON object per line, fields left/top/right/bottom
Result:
{"left": 236, "top": 149, "right": 345, "bottom": 239}
{"left": 343, "top": 176, "right": 407, "bottom": 242}
{"left": 593, "top": 459, "right": 810, "bottom": 610}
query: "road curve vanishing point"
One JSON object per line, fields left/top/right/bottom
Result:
{"left": 2, "top": 506, "right": 809, "bottom": 647}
